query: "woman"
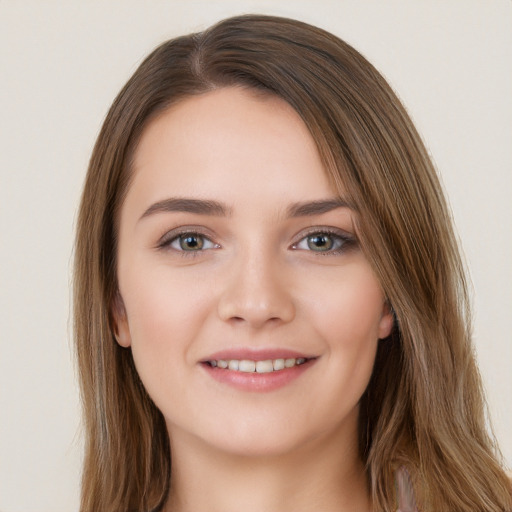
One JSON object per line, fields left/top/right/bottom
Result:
{"left": 74, "top": 14, "right": 512, "bottom": 512}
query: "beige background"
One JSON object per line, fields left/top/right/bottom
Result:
{"left": 0, "top": 1, "right": 510, "bottom": 510}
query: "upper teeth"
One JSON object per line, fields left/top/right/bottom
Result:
{"left": 209, "top": 357, "right": 306, "bottom": 373}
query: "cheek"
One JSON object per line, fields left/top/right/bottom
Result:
{"left": 305, "top": 263, "right": 387, "bottom": 344}
{"left": 119, "top": 262, "right": 214, "bottom": 370}
{"left": 303, "top": 264, "right": 385, "bottom": 387}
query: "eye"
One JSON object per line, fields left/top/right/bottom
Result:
{"left": 163, "top": 232, "right": 218, "bottom": 252}
{"left": 293, "top": 230, "right": 353, "bottom": 254}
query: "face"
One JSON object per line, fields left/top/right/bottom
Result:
{"left": 114, "top": 87, "right": 393, "bottom": 458}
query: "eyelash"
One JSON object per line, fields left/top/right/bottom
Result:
{"left": 157, "top": 227, "right": 355, "bottom": 258}
{"left": 291, "top": 228, "right": 356, "bottom": 255}
{"left": 157, "top": 228, "right": 219, "bottom": 257}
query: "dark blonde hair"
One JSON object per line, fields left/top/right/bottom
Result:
{"left": 74, "top": 14, "right": 511, "bottom": 511}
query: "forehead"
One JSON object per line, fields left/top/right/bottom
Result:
{"left": 126, "top": 87, "right": 338, "bottom": 216}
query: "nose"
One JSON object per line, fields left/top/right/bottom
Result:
{"left": 217, "top": 248, "right": 296, "bottom": 329}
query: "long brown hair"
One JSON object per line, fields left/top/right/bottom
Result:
{"left": 74, "top": 14, "right": 511, "bottom": 511}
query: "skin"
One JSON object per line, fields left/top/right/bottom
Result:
{"left": 113, "top": 87, "right": 393, "bottom": 512}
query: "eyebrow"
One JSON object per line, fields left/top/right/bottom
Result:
{"left": 286, "top": 198, "right": 352, "bottom": 217}
{"left": 139, "top": 196, "right": 351, "bottom": 221}
{"left": 140, "top": 198, "right": 230, "bottom": 220}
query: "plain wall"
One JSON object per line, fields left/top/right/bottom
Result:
{"left": 0, "top": 1, "right": 510, "bottom": 510}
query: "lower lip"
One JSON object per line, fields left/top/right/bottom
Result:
{"left": 200, "top": 359, "right": 315, "bottom": 392}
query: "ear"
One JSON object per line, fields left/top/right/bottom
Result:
{"left": 377, "top": 300, "right": 394, "bottom": 340}
{"left": 111, "top": 292, "right": 132, "bottom": 348}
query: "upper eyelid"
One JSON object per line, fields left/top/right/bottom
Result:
{"left": 291, "top": 226, "right": 354, "bottom": 244}
{"left": 290, "top": 228, "right": 357, "bottom": 255}
{"left": 157, "top": 226, "right": 217, "bottom": 246}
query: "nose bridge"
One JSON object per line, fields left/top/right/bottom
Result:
{"left": 217, "top": 241, "right": 295, "bottom": 327}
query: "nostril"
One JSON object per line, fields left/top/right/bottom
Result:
{"left": 217, "top": 283, "right": 296, "bottom": 326}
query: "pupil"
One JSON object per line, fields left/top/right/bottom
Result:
{"left": 308, "top": 234, "right": 332, "bottom": 251}
{"left": 181, "top": 235, "right": 202, "bottom": 250}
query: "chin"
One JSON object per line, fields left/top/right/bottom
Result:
{"left": 195, "top": 415, "right": 351, "bottom": 460}
{"left": 208, "top": 433, "right": 305, "bottom": 459}
{"left": 170, "top": 417, "right": 313, "bottom": 460}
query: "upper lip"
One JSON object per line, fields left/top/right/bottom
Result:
{"left": 201, "top": 348, "right": 316, "bottom": 362}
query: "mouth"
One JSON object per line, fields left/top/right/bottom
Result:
{"left": 199, "top": 351, "right": 317, "bottom": 392}
{"left": 203, "top": 357, "right": 311, "bottom": 373}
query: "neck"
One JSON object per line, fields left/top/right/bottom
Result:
{"left": 163, "top": 424, "right": 371, "bottom": 512}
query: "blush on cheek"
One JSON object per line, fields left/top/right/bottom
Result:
{"left": 320, "top": 297, "right": 385, "bottom": 343}
{"left": 126, "top": 280, "right": 210, "bottom": 362}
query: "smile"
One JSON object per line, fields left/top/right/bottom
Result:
{"left": 201, "top": 353, "right": 316, "bottom": 392}
{"left": 206, "top": 357, "right": 308, "bottom": 373}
